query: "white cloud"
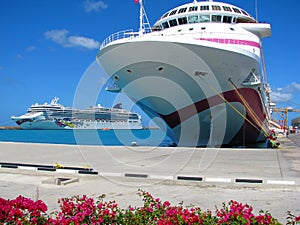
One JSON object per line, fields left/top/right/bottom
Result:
{"left": 270, "top": 91, "right": 293, "bottom": 103}
{"left": 68, "top": 36, "right": 100, "bottom": 49}
{"left": 271, "top": 82, "right": 300, "bottom": 103}
{"left": 45, "top": 29, "right": 69, "bottom": 45}
{"left": 291, "top": 82, "right": 300, "bottom": 91}
{"left": 44, "top": 29, "right": 100, "bottom": 50}
{"left": 83, "top": 0, "right": 108, "bottom": 12}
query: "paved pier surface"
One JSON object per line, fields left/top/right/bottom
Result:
{"left": 1, "top": 134, "right": 300, "bottom": 223}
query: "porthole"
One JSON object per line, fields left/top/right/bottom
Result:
{"left": 201, "top": 27, "right": 206, "bottom": 30}
{"left": 158, "top": 67, "right": 164, "bottom": 71}
{"left": 126, "top": 69, "right": 131, "bottom": 73}
{"left": 114, "top": 75, "right": 119, "bottom": 81}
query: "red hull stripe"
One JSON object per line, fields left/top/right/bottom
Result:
{"left": 159, "top": 88, "right": 265, "bottom": 130}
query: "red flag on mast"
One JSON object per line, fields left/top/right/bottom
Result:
{"left": 134, "top": 0, "right": 139, "bottom": 4}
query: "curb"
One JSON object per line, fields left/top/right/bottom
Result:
{"left": 0, "top": 162, "right": 98, "bottom": 175}
{"left": 0, "top": 162, "right": 297, "bottom": 185}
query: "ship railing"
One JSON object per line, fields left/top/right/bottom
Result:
{"left": 99, "top": 28, "right": 152, "bottom": 50}
{"left": 100, "top": 29, "right": 138, "bottom": 50}
{"left": 100, "top": 29, "right": 258, "bottom": 50}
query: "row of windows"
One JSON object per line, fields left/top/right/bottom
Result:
{"left": 72, "top": 119, "right": 137, "bottom": 123}
{"left": 161, "top": 5, "right": 249, "bottom": 20}
{"left": 159, "top": 14, "right": 237, "bottom": 29}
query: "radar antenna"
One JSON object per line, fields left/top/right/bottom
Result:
{"left": 137, "top": 0, "right": 151, "bottom": 36}
{"left": 51, "top": 97, "right": 59, "bottom": 105}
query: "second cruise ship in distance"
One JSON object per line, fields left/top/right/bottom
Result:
{"left": 96, "top": 0, "right": 272, "bottom": 147}
{"left": 11, "top": 97, "right": 143, "bottom": 130}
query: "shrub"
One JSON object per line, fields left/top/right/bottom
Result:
{"left": 0, "top": 195, "right": 49, "bottom": 224}
{"left": 0, "top": 189, "right": 299, "bottom": 224}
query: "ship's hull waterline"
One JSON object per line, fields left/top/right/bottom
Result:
{"left": 97, "top": 40, "right": 269, "bottom": 147}
{"left": 16, "top": 120, "right": 143, "bottom": 130}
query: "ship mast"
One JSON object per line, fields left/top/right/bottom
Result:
{"left": 137, "top": 0, "right": 151, "bottom": 36}
{"left": 139, "top": 0, "right": 143, "bottom": 36}
{"left": 255, "top": 0, "right": 258, "bottom": 20}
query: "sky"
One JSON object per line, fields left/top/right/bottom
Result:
{"left": 1, "top": 0, "right": 300, "bottom": 127}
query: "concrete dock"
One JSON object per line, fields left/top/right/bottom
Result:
{"left": 1, "top": 134, "right": 300, "bottom": 223}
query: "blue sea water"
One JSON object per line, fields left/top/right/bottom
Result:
{"left": 0, "top": 129, "right": 174, "bottom": 147}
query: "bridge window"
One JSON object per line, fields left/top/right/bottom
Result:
{"left": 178, "top": 17, "right": 188, "bottom": 25}
{"left": 199, "top": 15, "right": 210, "bottom": 22}
{"left": 178, "top": 7, "right": 187, "bottom": 14}
{"left": 162, "top": 21, "right": 169, "bottom": 28}
{"left": 188, "top": 15, "right": 199, "bottom": 23}
{"left": 152, "top": 25, "right": 162, "bottom": 31}
{"left": 212, "top": 5, "right": 221, "bottom": 11}
{"left": 223, "top": 16, "right": 232, "bottom": 23}
{"left": 241, "top": 10, "right": 248, "bottom": 16}
{"left": 169, "top": 19, "right": 178, "bottom": 27}
{"left": 222, "top": 6, "right": 232, "bottom": 12}
{"left": 232, "top": 7, "right": 241, "bottom": 13}
{"left": 212, "top": 15, "right": 222, "bottom": 22}
{"left": 236, "top": 17, "right": 256, "bottom": 23}
{"left": 189, "top": 6, "right": 198, "bottom": 12}
{"left": 200, "top": 5, "right": 209, "bottom": 11}
{"left": 161, "top": 13, "right": 169, "bottom": 19}
{"left": 169, "top": 9, "right": 177, "bottom": 16}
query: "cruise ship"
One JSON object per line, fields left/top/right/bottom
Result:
{"left": 96, "top": 0, "right": 272, "bottom": 147}
{"left": 11, "top": 97, "right": 142, "bottom": 130}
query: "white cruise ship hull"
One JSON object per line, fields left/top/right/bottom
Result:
{"left": 97, "top": 38, "right": 269, "bottom": 146}
{"left": 13, "top": 119, "right": 142, "bottom": 130}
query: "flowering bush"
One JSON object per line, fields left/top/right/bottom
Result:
{"left": 0, "top": 195, "right": 48, "bottom": 224}
{"left": 118, "top": 190, "right": 282, "bottom": 225}
{"left": 52, "top": 194, "right": 119, "bottom": 224}
{"left": 287, "top": 211, "right": 300, "bottom": 225}
{"left": 0, "top": 189, "right": 299, "bottom": 224}
{"left": 215, "top": 200, "right": 281, "bottom": 225}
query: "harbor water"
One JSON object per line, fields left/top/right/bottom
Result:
{"left": 0, "top": 129, "right": 173, "bottom": 146}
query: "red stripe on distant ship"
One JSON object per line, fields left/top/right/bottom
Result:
{"left": 196, "top": 38, "right": 260, "bottom": 48}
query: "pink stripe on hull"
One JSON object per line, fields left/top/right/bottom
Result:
{"left": 196, "top": 38, "right": 260, "bottom": 48}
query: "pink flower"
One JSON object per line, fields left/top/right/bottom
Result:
{"left": 163, "top": 201, "right": 171, "bottom": 208}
